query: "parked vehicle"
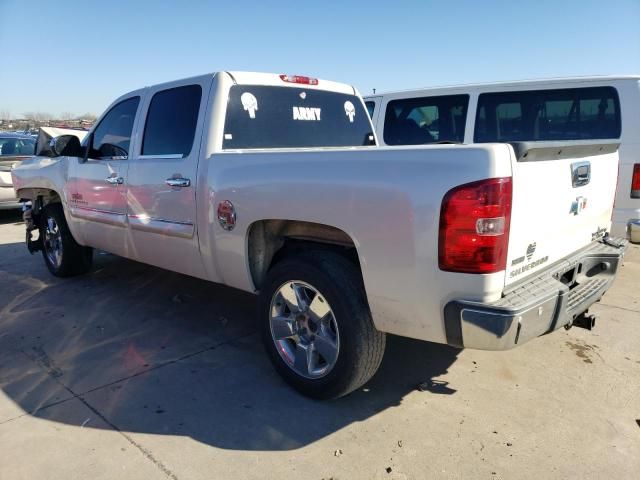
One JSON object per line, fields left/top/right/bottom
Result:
{"left": 0, "top": 132, "right": 36, "bottom": 209}
{"left": 365, "top": 76, "right": 640, "bottom": 242}
{"left": 12, "top": 71, "right": 626, "bottom": 399}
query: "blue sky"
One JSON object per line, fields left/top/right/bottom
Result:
{"left": 1, "top": 0, "right": 639, "bottom": 117}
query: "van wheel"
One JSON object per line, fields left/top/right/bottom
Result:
{"left": 40, "top": 203, "right": 93, "bottom": 277}
{"left": 259, "top": 250, "right": 386, "bottom": 399}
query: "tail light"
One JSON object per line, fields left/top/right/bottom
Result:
{"left": 439, "top": 177, "right": 512, "bottom": 274}
{"left": 631, "top": 164, "right": 640, "bottom": 199}
{"left": 279, "top": 74, "right": 319, "bottom": 85}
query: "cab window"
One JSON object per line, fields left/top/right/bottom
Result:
{"left": 90, "top": 97, "right": 140, "bottom": 159}
{"left": 142, "top": 85, "right": 202, "bottom": 157}
{"left": 223, "top": 86, "right": 375, "bottom": 149}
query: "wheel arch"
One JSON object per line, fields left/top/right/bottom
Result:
{"left": 17, "top": 187, "right": 62, "bottom": 206}
{"left": 246, "top": 219, "right": 364, "bottom": 291}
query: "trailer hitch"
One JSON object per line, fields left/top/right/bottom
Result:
{"left": 572, "top": 311, "right": 597, "bottom": 331}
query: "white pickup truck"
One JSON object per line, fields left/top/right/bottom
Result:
{"left": 12, "top": 71, "right": 627, "bottom": 399}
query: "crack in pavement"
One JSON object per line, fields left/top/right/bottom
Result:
{"left": 0, "top": 331, "right": 257, "bottom": 478}
{"left": 13, "top": 350, "right": 180, "bottom": 480}
{"left": 596, "top": 302, "right": 640, "bottom": 314}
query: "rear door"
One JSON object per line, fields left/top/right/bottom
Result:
{"left": 125, "top": 77, "right": 211, "bottom": 278}
{"left": 474, "top": 86, "right": 622, "bottom": 286}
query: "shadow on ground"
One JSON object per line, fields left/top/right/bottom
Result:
{"left": 0, "top": 209, "right": 22, "bottom": 226}
{"left": 0, "top": 239, "right": 459, "bottom": 451}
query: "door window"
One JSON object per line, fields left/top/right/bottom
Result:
{"left": 142, "top": 85, "right": 202, "bottom": 157}
{"left": 90, "top": 97, "right": 140, "bottom": 159}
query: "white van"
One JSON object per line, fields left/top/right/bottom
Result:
{"left": 365, "top": 76, "right": 640, "bottom": 242}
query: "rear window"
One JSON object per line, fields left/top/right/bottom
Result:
{"left": 475, "top": 86, "right": 621, "bottom": 142}
{"left": 383, "top": 94, "right": 469, "bottom": 145}
{"left": 223, "top": 85, "right": 375, "bottom": 149}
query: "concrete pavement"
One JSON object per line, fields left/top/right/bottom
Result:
{"left": 0, "top": 210, "right": 638, "bottom": 479}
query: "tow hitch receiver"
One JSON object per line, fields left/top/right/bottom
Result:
{"left": 572, "top": 311, "right": 597, "bottom": 331}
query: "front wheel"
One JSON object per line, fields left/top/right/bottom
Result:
{"left": 40, "top": 203, "right": 93, "bottom": 277}
{"left": 259, "top": 250, "right": 386, "bottom": 399}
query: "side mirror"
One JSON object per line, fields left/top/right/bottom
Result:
{"left": 50, "top": 135, "right": 83, "bottom": 157}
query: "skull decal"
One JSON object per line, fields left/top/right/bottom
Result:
{"left": 241, "top": 92, "right": 258, "bottom": 119}
{"left": 344, "top": 101, "right": 355, "bottom": 123}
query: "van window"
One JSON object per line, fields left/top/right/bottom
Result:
{"left": 475, "top": 87, "right": 621, "bottom": 142}
{"left": 365, "top": 101, "right": 376, "bottom": 118}
{"left": 90, "top": 96, "right": 139, "bottom": 159}
{"left": 142, "top": 85, "right": 202, "bottom": 157}
{"left": 383, "top": 95, "right": 469, "bottom": 145}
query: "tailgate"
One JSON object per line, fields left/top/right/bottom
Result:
{"left": 505, "top": 141, "right": 619, "bottom": 287}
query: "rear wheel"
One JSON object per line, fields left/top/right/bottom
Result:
{"left": 40, "top": 203, "right": 93, "bottom": 277}
{"left": 259, "top": 250, "right": 386, "bottom": 399}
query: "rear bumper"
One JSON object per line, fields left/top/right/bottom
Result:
{"left": 444, "top": 237, "right": 628, "bottom": 350}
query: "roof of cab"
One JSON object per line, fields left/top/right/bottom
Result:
{"left": 226, "top": 71, "right": 356, "bottom": 95}
{"left": 101, "top": 71, "right": 359, "bottom": 124}
{"left": 134, "top": 71, "right": 356, "bottom": 96}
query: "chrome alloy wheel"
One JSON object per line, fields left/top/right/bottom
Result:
{"left": 43, "top": 217, "right": 63, "bottom": 268}
{"left": 269, "top": 281, "right": 340, "bottom": 379}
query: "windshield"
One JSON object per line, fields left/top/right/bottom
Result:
{"left": 0, "top": 137, "right": 36, "bottom": 156}
{"left": 223, "top": 85, "right": 375, "bottom": 149}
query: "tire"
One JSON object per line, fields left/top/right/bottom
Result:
{"left": 259, "top": 249, "right": 386, "bottom": 399}
{"left": 39, "top": 203, "right": 93, "bottom": 277}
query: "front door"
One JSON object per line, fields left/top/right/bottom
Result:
{"left": 68, "top": 95, "right": 141, "bottom": 255}
{"left": 125, "top": 79, "right": 210, "bottom": 278}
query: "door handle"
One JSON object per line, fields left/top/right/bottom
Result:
{"left": 165, "top": 177, "right": 191, "bottom": 188}
{"left": 571, "top": 161, "right": 590, "bottom": 188}
{"left": 106, "top": 176, "right": 124, "bottom": 185}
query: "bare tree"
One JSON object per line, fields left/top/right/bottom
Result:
{"left": 23, "top": 112, "right": 53, "bottom": 122}
{"left": 60, "top": 112, "right": 74, "bottom": 121}
{"left": 0, "top": 110, "right": 11, "bottom": 121}
{"left": 76, "top": 112, "right": 97, "bottom": 121}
